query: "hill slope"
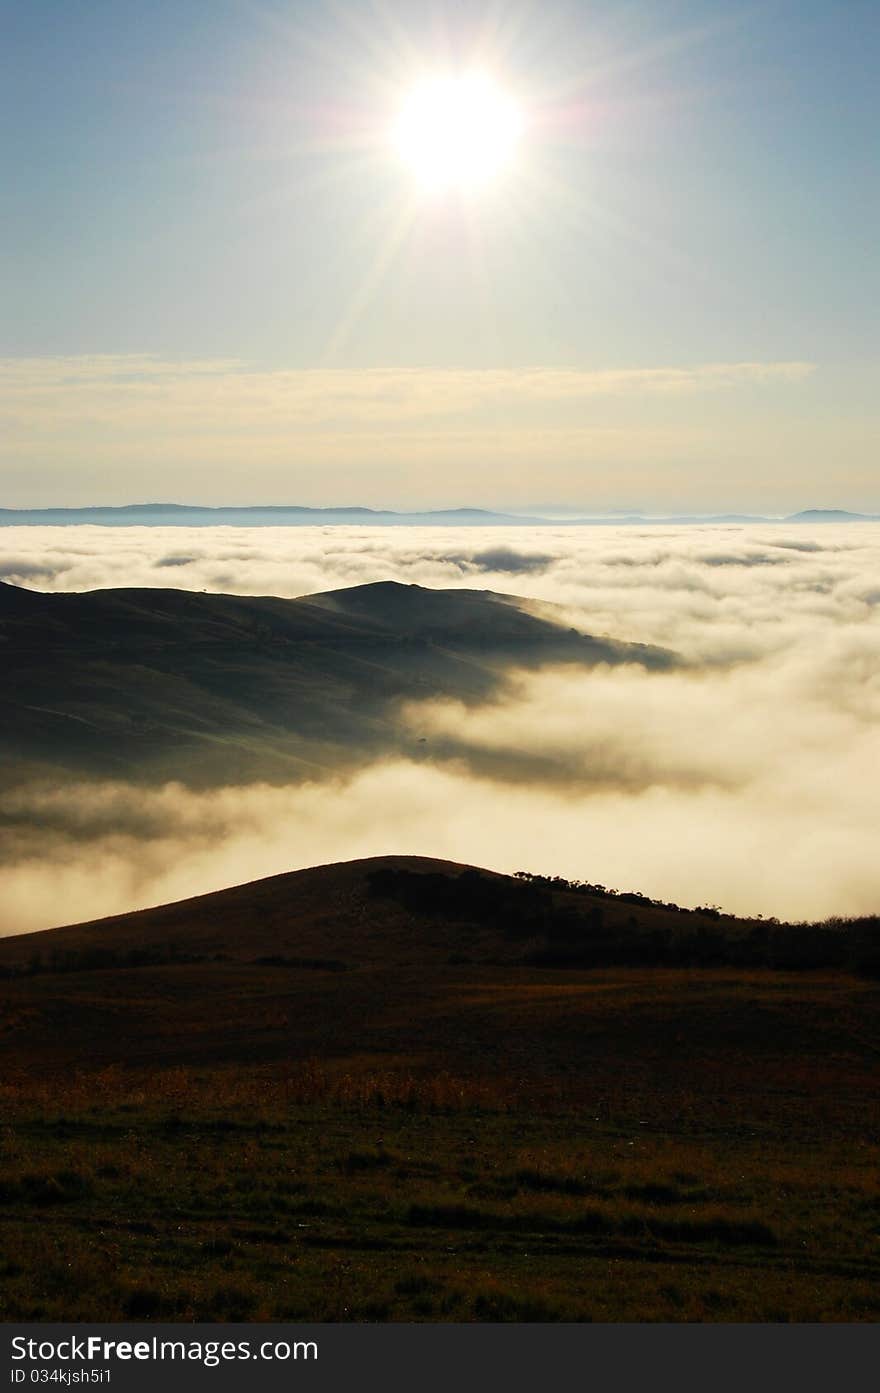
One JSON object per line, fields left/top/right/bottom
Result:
{"left": 0, "top": 855, "right": 876, "bottom": 1076}
{"left": 2, "top": 856, "right": 878, "bottom": 1323}
{"left": 1, "top": 578, "right": 672, "bottom": 783}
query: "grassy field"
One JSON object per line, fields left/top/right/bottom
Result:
{"left": 1, "top": 1064, "right": 879, "bottom": 1322}
{"left": 1, "top": 859, "right": 878, "bottom": 1322}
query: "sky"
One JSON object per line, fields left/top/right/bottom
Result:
{"left": 2, "top": 0, "right": 878, "bottom": 509}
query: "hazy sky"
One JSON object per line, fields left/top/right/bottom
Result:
{"left": 2, "top": 1, "right": 877, "bottom": 509}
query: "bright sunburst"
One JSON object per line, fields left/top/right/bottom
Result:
{"left": 393, "top": 72, "right": 523, "bottom": 191}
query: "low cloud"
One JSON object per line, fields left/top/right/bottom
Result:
{"left": 467, "top": 547, "right": 556, "bottom": 574}
{"left": 1, "top": 522, "right": 879, "bottom": 931}
{"left": 1, "top": 521, "right": 875, "bottom": 664}
{"left": 2, "top": 725, "right": 878, "bottom": 933}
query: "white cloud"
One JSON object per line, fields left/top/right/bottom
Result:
{"left": 2, "top": 520, "right": 876, "bottom": 662}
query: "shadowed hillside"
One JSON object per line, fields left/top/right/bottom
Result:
{"left": 1, "top": 855, "right": 879, "bottom": 1322}
{"left": 0, "top": 579, "right": 672, "bottom": 784}
{"left": 1, "top": 854, "right": 877, "bottom": 975}
{"left": 0, "top": 856, "right": 877, "bottom": 1075}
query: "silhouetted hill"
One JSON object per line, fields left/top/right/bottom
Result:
{"left": 1, "top": 854, "right": 875, "bottom": 975}
{"left": 3, "top": 857, "right": 878, "bottom": 1325}
{"left": 1, "top": 579, "right": 672, "bottom": 783}
{"left": 0, "top": 856, "right": 877, "bottom": 1078}
{"left": 0, "top": 856, "right": 474, "bottom": 969}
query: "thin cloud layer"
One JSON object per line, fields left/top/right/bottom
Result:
{"left": 0, "top": 356, "right": 814, "bottom": 429}
{"left": 1, "top": 355, "right": 838, "bottom": 512}
{"left": 1, "top": 522, "right": 879, "bottom": 931}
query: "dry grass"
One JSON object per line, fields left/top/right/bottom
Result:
{"left": 1, "top": 880, "right": 878, "bottom": 1323}
{"left": 1, "top": 1082, "right": 879, "bottom": 1323}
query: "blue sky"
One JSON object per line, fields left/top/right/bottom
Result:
{"left": 1, "top": 0, "right": 877, "bottom": 508}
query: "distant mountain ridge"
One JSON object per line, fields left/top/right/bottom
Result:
{"left": 0, "top": 504, "right": 547, "bottom": 527}
{"left": 0, "top": 504, "right": 877, "bottom": 526}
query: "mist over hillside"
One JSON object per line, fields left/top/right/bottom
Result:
{"left": 1, "top": 522, "right": 879, "bottom": 933}
{"left": 0, "top": 577, "right": 670, "bottom": 785}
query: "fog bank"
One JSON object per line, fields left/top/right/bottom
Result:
{"left": 2, "top": 523, "right": 878, "bottom": 932}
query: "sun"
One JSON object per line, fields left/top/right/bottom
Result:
{"left": 393, "top": 72, "right": 523, "bottom": 191}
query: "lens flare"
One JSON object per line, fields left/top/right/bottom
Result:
{"left": 394, "top": 73, "right": 523, "bottom": 191}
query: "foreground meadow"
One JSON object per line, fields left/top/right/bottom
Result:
{"left": 1, "top": 862, "right": 878, "bottom": 1321}
{"left": 2, "top": 993, "right": 878, "bottom": 1322}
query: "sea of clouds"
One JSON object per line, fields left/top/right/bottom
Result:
{"left": 2, "top": 522, "right": 879, "bottom": 932}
